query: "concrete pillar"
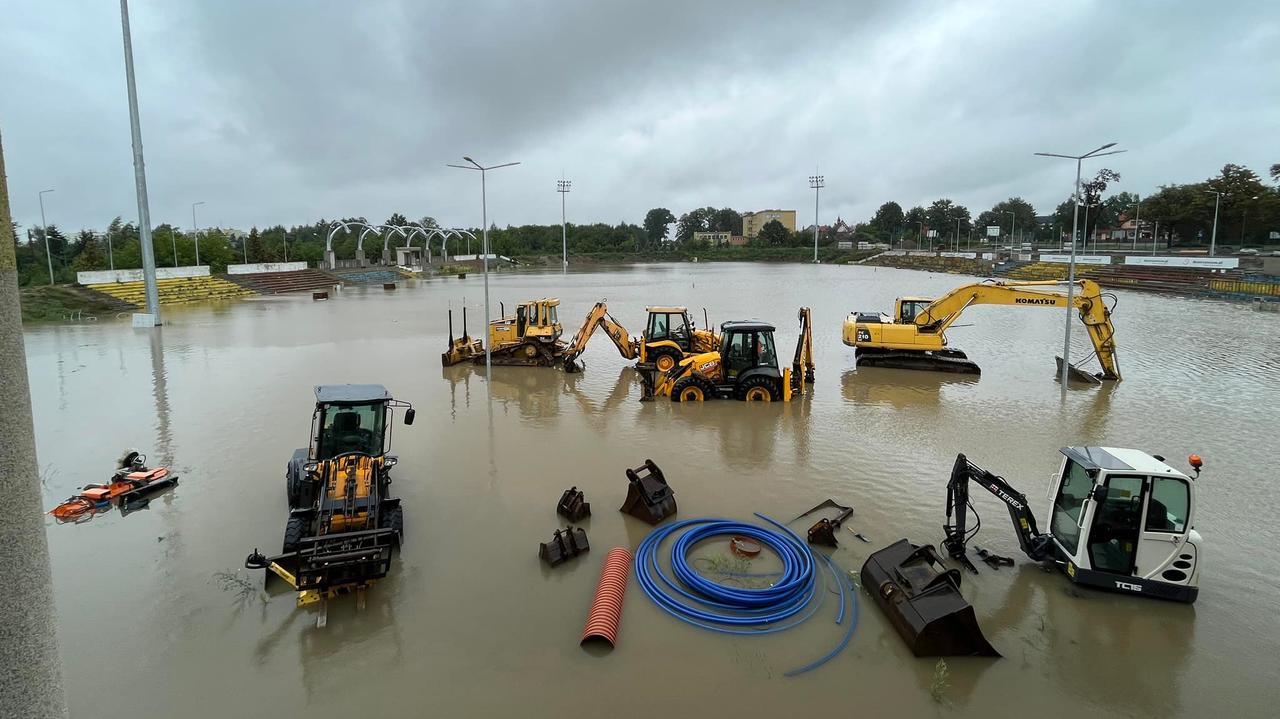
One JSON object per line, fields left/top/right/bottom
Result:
{"left": 0, "top": 133, "right": 68, "bottom": 716}
{"left": 325, "top": 249, "right": 336, "bottom": 270}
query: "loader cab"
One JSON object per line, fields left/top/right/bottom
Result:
{"left": 719, "top": 321, "right": 780, "bottom": 382}
{"left": 644, "top": 306, "right": 695, "bottom": 351}
{"left": 896, "top": 296, "right": 934, "bottom": 324}
{"left": 1047, "top": 446, "right": 1200, "bottom": 602}
{"left": 493, "top": 298, "right": 563, "bottom": 345}
{"left": 309, "top": 384, "right": 415, "bottom": 461}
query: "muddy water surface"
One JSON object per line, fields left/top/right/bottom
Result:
{"left": 27, "top": 262, "right": 1280, "bottom": 718}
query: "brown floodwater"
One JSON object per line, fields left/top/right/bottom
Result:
{"left": 26, "top": 262, "right": 1280, "bottom": 718}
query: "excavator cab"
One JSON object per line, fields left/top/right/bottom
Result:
{"left": 896, "top": 297, "right": 932, "bottom": 324}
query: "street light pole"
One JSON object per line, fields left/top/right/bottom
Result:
{"left": 448, "top": 157, "right": 520, "bottom": 376}
{"left": 954, "top": 218, "right": 960, "bottom": 252}
{"left": 808, "top": 174, "right": 824, "bottom": 263}
{"left": 1034, "top": 142, "right": 1126, "bottom": 398}
{"left": 169, "top": 226, "right": 178, "bottom": 267}
{"left": 282, "top": 228, "right": 288, "bottom": 262}
{"left": 557, "top": 178, "right": 571, "bottom": 270}
{"left": 38, "top": 189, "right": 55, "bottom": 285}
{"left": 1131, "top": 195, "right": 1141, "bottom": 251}
{"left": 1206, "top": 190, "right": 1223, "bottom": 257}
{"left": 120, "top": 0, "right": 161, "bottom": 324}
{"left": 191, "top": 201, "right": 204, "bottom": 266}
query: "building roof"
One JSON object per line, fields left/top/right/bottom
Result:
{"left": 720, "top": 320, "right": 775, "bottom": 332}
{"left": 315, "top": 384, "right": 392, "bottom": 404}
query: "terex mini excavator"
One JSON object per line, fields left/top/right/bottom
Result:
{"left": 559, "top": 301, "right": 720, "bottom": 372}
{"left": 843, "top": 279, "right": 1120, "bottom": 379}
{"left": 641, "top": 307, "right": 815, "bottom": 402}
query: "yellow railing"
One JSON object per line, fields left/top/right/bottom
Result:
{"left": 87, "top": 276, "right": 256, "bottom": 306}
{"left": 1209, "top": 279, "right": 1280, "bottom": 296}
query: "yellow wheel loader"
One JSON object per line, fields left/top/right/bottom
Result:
{"left": 441, "top": 298, "right": 567, "bottom": 367}
{"left": 640, "top": 308, "right": 814, "bottom": 402}
{"left": 244, "top": 385, "right": 415, "bottom": 616}
{"left": 842, "top": 279, "right": 1120, "bottom": 380}
{"left": 559, "top": 301, "right": 720, "bottom": 372}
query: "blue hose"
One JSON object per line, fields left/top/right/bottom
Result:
{"left": 634, "top": 513, "right": 856, "bottom": 674}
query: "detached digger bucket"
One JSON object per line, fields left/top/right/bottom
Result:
{"left": 860, "top": 539, "right": 1000, "bottom": 657}
{"left": 619, "top": 460, "right": 676, "bottom": 524}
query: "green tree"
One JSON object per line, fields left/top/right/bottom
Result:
{"left": 869, "top": 201, "right": 904, "bottom": 238}
{"left": 1270, "top": 163, "right": 1279, "bottom": 182}
{"left": 710, "top": 207, "right": 742, "bottom": 234}
{"left": 758, "top": 219, "right": 789, "bottom": 246}
{"left": 643, "top": 208, "right": 676, "bottom": 249}
{"left": 386, "top": 213, "right": 409, "bottom": 227}
{"left": 246, "top": 227, "right": 266, "bottom": 263}
{"left": 73, "top": 230, "right": 105, "bottom": 271}
{"left": 924, "top": 199, "right": 971, "bottom": 246}
{"left": 675, "top": 208, "right": 713, "bottom": 244}
{"left": 975, "top": 197, "right": 1037, "bottom": 244}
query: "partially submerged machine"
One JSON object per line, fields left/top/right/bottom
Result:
{"left": 843, "top": 279, "right": 1120, "bottom": 379}
{"left": 559, "top": 301, "right": 720, "bottom": 372}
{"left": 641, "top": 307, "right": 814, "bottom": 402}
{"left": 441, "top": 298, "right": 566, "bottom": 366}
{"left": 864, "top": 447, "right": 1204, "bottom": 656}
{"left": 47, "top": 450, "right": 178, "bottom": 522}
{"left": 245, "top": 385, "right": 415, "bottom": 618}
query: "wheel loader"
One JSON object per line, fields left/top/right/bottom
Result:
{"left": 559, "top": 301, "right": 720, "bottom": 372}
{"left": 640, "top": 307, "right": 814, "bottom": 402}
{"left": 245, "top": 384, "right": 415, "bottom": 617}
{"left": 441, "top": 298, "right": 566, "bottom": 367}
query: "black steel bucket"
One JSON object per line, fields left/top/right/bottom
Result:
{"left": 861, "top": 539, "right": 1000, "bottom": 657}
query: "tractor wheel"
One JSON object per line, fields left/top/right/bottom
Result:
{"left": 737, "top": 376, "right": 777, "bottom": 402}
{"left": 283, "top": 516, "right": 308, "bottom": 554}
{"left": 671, "top": 376, "right": 709, "bottom": 402}
{"left": 651, "top": 349, "right": 680, "bottom": 373}
{"left": 380, "top": 505, "right": 405, "bottom": 551}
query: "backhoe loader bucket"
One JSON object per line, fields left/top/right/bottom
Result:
{"left": 860, "top": 539, "right": 1000, "bottom": 657}
{"left": 619, "top": 459, "right": 676, "bottom": 524}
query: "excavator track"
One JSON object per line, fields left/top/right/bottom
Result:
{"left": 477, "top": 340, "right": 568, "bottom": 367}
{"left": 854, "top": 348, "right": 981, "bottom": 375}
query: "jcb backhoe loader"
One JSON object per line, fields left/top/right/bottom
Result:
{"left": 843, "top": 279, "right": 1120, "bottom": 379}
{"left": 641, "top": 307, "right": 814, "bottom": 402}
{"left": 245, "top": 384, "right": 415, "bottom": 620}
{"left": 441, "top": 298, "right": 567, "bottom": 367}
{"left": 559, "top": 301, "right": 720, "bottom": 372}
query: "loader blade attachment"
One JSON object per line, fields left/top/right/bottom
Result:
{"left": 860, "top": 539, "right": 1000, "bottom": 657}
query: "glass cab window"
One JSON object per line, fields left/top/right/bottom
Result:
{"left": 900, "top": 301, "right": 928, "bottom": 324}
{"left": 546, "top": 303, "right": 557, "bottom": 325}
{"left": 649, "top": 313, "right": 670, "bottom": 340}
{"left": 1050, "top": 460, "right": 1093, "bottom": 554}
{"left": 755, "top": 331, "right": 776, "bottom": 368}
{"left": 1088, "top": 475, "right": 1145, "bottom": 574}
{"left": 723, "top": 332, "right": 753, "bottom": 378}
{"left": 318, "top": 404, "right": 386, "bottom": 459}
{"left": 1146, "top": 477, "right": 1190, "bottom": 532}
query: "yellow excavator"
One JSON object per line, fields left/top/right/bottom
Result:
{"left": 558, "top": 301, "right": 720, "bottom": 372}
{"left": 842, "top": 279, "right": 1120, "bottom": 379}
{"left": 641, "top": 308, "right": 814, "bottom": 402}
{"left": 442, "top": 298, "right": 567, "bottom": 367}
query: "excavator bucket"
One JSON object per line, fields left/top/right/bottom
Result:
{"left": 860, "top": 539, "right": 1000, "bottom": 657}
{"left": 619, "top": 459, "right": 676, "bottom": 524}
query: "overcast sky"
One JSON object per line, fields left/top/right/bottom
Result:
{"left": 3, "top": 0, "right": 1277, "bottom": 234}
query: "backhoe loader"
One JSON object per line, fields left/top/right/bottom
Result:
{"left": 245, "top": 384, "right": 415, "bottom": 620}
{"left": 441, "top": 298, "right": 567, "bottom": 367}
{"left": 641, "top": 307, "right": 814, "bottom": 402}
{"left": 843, "top": 279, "right": 1120, "bottom": 379}
{"left": 559, "top": 301, "right": 720, "bottom": 372}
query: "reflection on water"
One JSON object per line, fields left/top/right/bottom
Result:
{"left": 23, "top": 263, "right": 1280, "bottom": 719}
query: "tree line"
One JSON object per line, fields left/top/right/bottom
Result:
{"left": 10, "top": 163, "right": 1278, "bottom": 286}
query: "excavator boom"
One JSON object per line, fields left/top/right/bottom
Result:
{"left": 561, "top": 300, "right": 638, "bottom": 371}
{"left": 845, "top": 279, "right": 1120, "bottom": 380}
{"left": 942, "top": 453, "right": 1052, "bottom": 573}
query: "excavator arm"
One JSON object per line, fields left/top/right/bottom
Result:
{"left": 942, "top": 453, "right": 1053, "bottom": 573}
{"left": 790, "top": 307, "right": 815, "bottom": 393}
{"left": 915, "top": 280, "right": 1120, "bottom": 380}
{"left": 562, "top": 301, "right": 638, "bottom": 371}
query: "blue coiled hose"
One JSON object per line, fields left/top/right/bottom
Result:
{"left": 634, "top": 513, "right": 857, "bottom": 675}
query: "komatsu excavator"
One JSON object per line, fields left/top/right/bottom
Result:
{"left": 558, "top": 301, "right": 720, "bottom": 372}
{"left": 641, "top": 308, "right": 814, "bottom": 402}
{"left": 843, "top": 279, "right": 1120, "bottom": 379}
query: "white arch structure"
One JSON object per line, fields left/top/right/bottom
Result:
{"left": 326, "top": 220, "right": 474, "bottom": 270}
{"left": 325, "top": 219, "right": 374, "bottom": 269}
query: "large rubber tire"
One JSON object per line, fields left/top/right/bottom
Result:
{"left": 737, "top": 376, "right": 777, "bottom": 402}
{"left": 283, "top": 516, "right": 308, "bottom": 553}
{"left": 650, "top": 349, "right": 680, "bottom": 374}
{"left": 671, "top": 376, "right": 708, "bottom": 402}
{"left": 380, "top": 505, "right": 405, "bottom": 551}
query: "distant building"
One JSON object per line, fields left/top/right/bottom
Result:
{"left": 741, "top": 209, "right": 797, "bottom": 238}
{"left": 728, "top": 235, "right": 748, "bottom": 246}
{"left": 693, "top": 231, "right": 731, "bottom": 246}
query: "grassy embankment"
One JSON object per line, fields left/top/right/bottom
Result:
{"left": 19, "top": 285, "right": 131, "bottom": 323}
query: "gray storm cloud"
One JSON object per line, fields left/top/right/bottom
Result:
{"left": 2, "top": 0, "right": 1277, "bottom": 233}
